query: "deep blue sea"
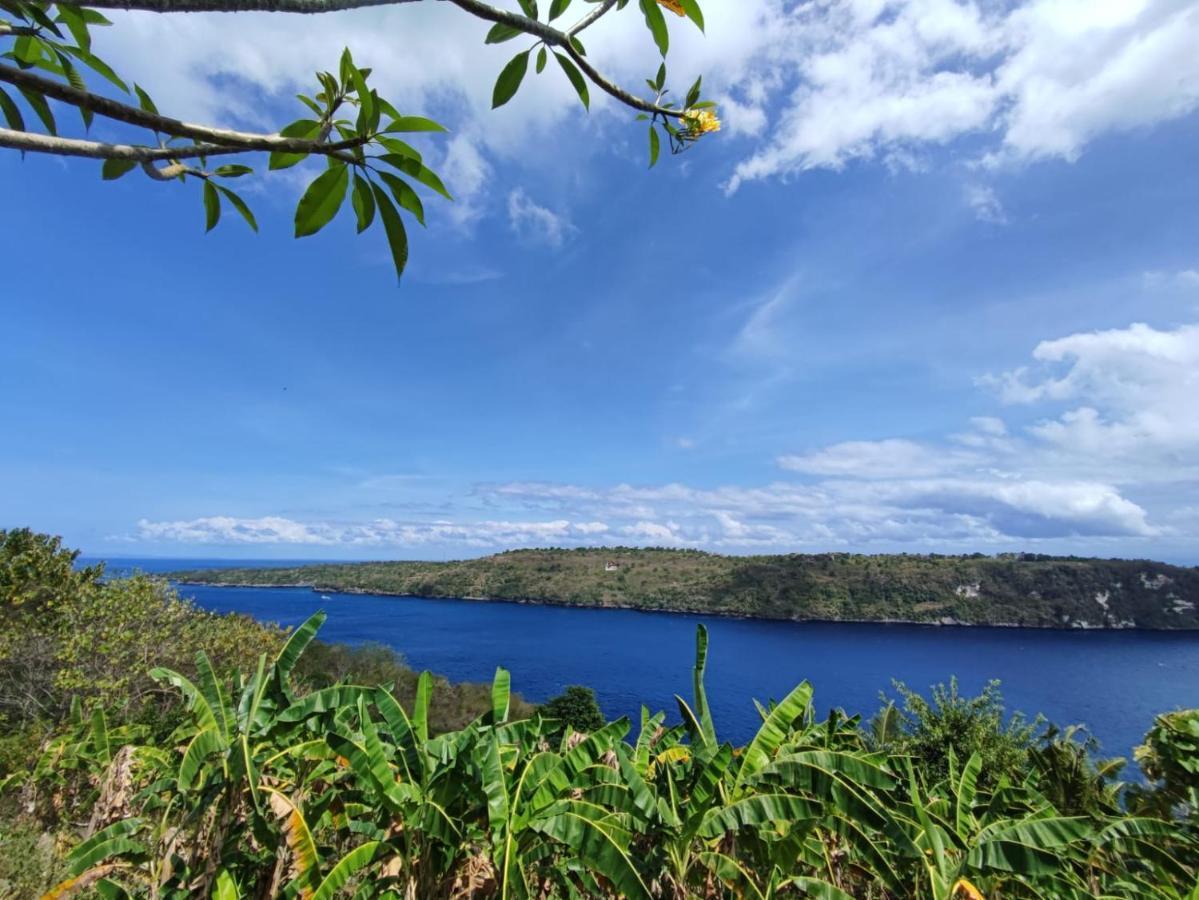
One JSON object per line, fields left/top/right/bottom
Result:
{"left": 89, "top": 557, "right": 1199, "bottom": 761}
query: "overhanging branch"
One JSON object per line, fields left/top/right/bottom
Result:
{"left": 52, "top": 0, "right": 418, "bottom": 12}
{"left": 0, "top": 63, "right": 369, "bottom": 152}
{"left": 0, "top": 127, "right": 239, "bottom": 161}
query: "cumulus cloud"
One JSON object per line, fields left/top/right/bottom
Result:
{"left": 983, "top": 322, "right": 1199, "bottom": 462}
{"left": 725, "top": 0, "right": 1199, "bottom": 192}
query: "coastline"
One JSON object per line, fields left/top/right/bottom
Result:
{"left": 170, "top": 579, "right": 1199, "bottom": 632}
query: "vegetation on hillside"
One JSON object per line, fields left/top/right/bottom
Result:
{"left": 0, "top": 529, "right": 532, "bottom": 838}
{"left": 2, "top": 616, "right": 1197, "bottom": 897}
{"left": 173, "top": 547, "right": 1199, "bottom": 629}
{"left": 1, "top": 530, "right": 1197, "bottom": 897}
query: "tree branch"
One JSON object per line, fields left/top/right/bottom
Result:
{"left": 0, "top": 63, "right": 369, "bottom": 152}
{"left": 444, "top": 0, "right": 682, "bottom": 117}
{"left": 0, "top": 126, "right": 241, "bottom": 161}
{"left": 30, "top": 0, "right": 683, "bottom": 121}
{"left": 567, "top": 0, "right": 616, "bottom": 36}
{"left": 51, "top": 0, "right": 419, "bottom": 12}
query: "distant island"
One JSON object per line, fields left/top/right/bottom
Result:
{"left": 169, "top": 548, "right": 1199, "bottom": 630}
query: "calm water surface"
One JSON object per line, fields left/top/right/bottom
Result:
{"left": 95, "top": 558, "right": 1199, "bottom": 760}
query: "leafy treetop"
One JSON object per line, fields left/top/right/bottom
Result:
{"left": 0, "top": 0, "right": 717, "bottom": 282}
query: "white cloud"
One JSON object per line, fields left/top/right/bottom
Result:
{"left": 89, "top": 1, "right": 1199, "bottom": 213}
{"left": 778, "top": 439, "right": 960, "bottom": 479}
{"left": 994, "top": 0, "right": 1199, "bottom": 164}
{"left": 507, "top": 188, "right": 578, "bottom": 247}
{"left": 440, "top": 134, "right": 493, "bottom": 230}
{"left": 984, "top": 321, "right": 1199, "bottom": 462}
{"left": 726, "top": 0, "right": 1199, "bottom": 192}
{"left": 965, "top": 184, "right": 1007, "bottom": 224}
{"left": 132, "top": 318, "right": 1197, "bottom": 554}
{"left": 137, "top": 515, "right": 613, "bottom": 548}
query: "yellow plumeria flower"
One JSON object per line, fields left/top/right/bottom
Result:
{"left": 681, "top": 107, "right": 721, "bottom": 138}
{"left": 657, "top": 0, "right": 686, "bottom": 16}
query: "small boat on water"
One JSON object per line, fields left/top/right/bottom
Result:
{"left": 320, "top": 594, "right": 331, "bottom": 600}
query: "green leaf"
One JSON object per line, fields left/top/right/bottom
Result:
{"left": 383, "top": 115, "right": 447, "bottom": 133}
{"left": 0, "top": 87, "right": 25, "bottom": 131}
{"left": 478, "top": 731, "right": 509, "bottom": 841}
{"left": 491, "top": 666, "right": 511, "bottom": 724}
{"left": 370, "top": 182, "right": 409, "bottom": 282}
{"left": 532, "top": 803, "right": 651, "bottom": 900}
{"left": 67, "top": 47, "right": 128, "bottom": 93}
{"left": 377, "top": 171, "right": 425, "bottom": 226}
{"left": 101, "top": 158, "right": 136, "bottom": 180}
{"left": 735, "top": 679, "right": 813, "bottom": 786}
{"left": 348, "top": 62, "right": 375, "bottom": 132}
{"left": 178, "top": 727, "right": 224, "bottom": 791}
{"left": 692, "top": 623, "right": 717, "bottom": 747}
{"left": 536, "top": 46, "right": 548, "bottom": 74}
{"left": 517, "top": 0, "right": 538, "bottom": 18}
{"left": 699, "top": 793, "right": 820, "bottom": 839}
{"left": 216, "top": 185, "right": 258, "bottom": 232}
{"left": 277, "top": 685, "right": 372, "bottom": 722}
{"left": 685, "top": 74, "right": 702, "bottom": 108}
{"left": 485, "top": 22, "right": 522, "bottom": 44}
{"left": 492, "top": 50, "right": 530, "bottom": 109}
{"left": 411, "top": 669, "right": 431, "bottom": 743}
{"left": 213, "top": 164, "right": 252, "bottom": 178}
{"left": 150, "top": 667, "right": 219, "bottom": 732}
{"left": 639, "top": 0, "right": 669, "bottom": 57}
{"left": 66, "top": 820, "right": 143, "bottom": 873}
{"left": 678, "top": 0, "right": 704, "bottom": 31}
{"left": 311, "top": 841, "right": 381, "bottom": 900}
{"left": 212, "top": 869, "right": 239, "bottom": 900}
{"left": 18, "top": 87, "right": 56, "bottom": 136}
{"left": 388, "top": 155, "right": 452, "bottom": 200}
{"left": 133, "top": 83, "right": 158, "bottom": 116}
{"left": 56, "top": 5, "right": 92, "bottom": 52}
{"left": 269, "top": 118, "right": 320, "bottom": 170}
{"left": 554, "top": 52, "right": 589, "bottom": 110}
{"left": 203, "top": 180, "right": 221, "bottom": 232}
{"left": 352, "top": 172, "right": 376, "bottom": 233}
{"left": 274, "top": 610, "right": 326, "bottom": 691}
{"left": 294, "top": 164, "right": 349, "bottom": 238}
{"left": 548, "top": 0, "right": 572, "bottom": 20}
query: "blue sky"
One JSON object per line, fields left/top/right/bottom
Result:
{"left": 3, "top": 0, "right": 1199, "bottom": 562}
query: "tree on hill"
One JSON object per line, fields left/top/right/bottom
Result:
{"left": 0, "top": 0, "right": 716, "bottom": 279}
{"left": 540, "top": 683, "right": 604, "bottom": 734}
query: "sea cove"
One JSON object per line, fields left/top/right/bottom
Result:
{"left": 170, "top": 577, "right": 1199, "bottom": 762}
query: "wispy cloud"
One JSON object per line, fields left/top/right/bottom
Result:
{"left": 129, "top": 318, "right": 1198, "bottom": 554}
{"left": 507, "top": 189, "right": 578, "bottom": 248}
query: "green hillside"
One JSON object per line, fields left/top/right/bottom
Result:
{"left": 171, "top": 548, "right": 1199, "bottom": 629}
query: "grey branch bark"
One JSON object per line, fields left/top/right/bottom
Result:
{"left": 567, "top": 0, "right": 617, "bottom": 36}
{"left": 0, "top": 64, "right": 369, "bottom": 152}
{"left": 51, "top": 0, "right": 419, "bottom": 11}
{"left": 0, "top": 127, "right": 241, "bottom": 161}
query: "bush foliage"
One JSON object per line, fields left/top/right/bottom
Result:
{"left": 2, "top": 531, "right": 1196, "bottom": 898}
